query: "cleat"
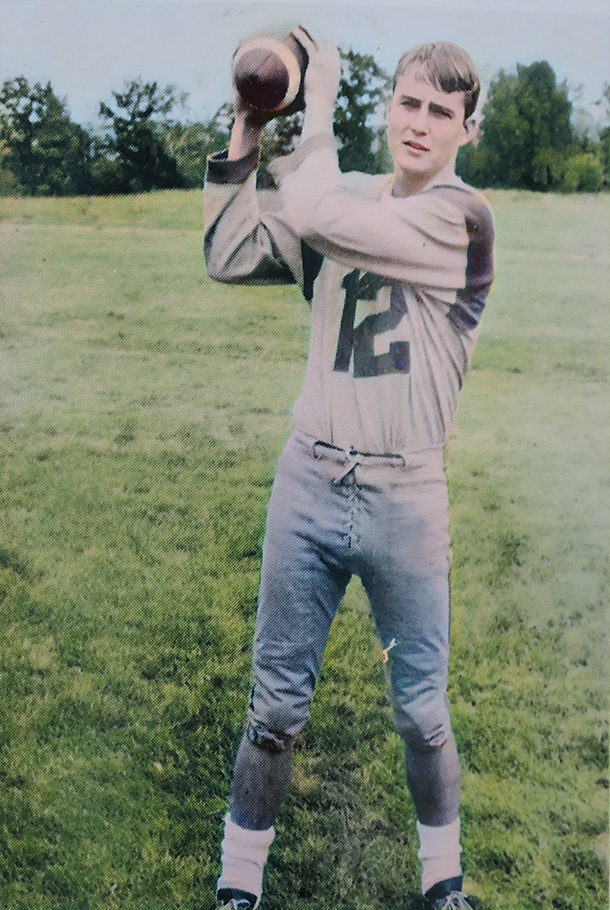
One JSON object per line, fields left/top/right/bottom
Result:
{"left": 425, "top": 878, "right": 480, "bottom": 910}
{"left": 215, "top": 888, "right": 257, "bottom": 910}
{"left": 426, "top": 892, "right": 476, "bottom": 910}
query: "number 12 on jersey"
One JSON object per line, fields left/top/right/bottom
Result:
{"left": 333, "top": 270, "right": 410, "bottom": 378}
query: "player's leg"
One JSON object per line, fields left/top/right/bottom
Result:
{"left": 216, "top": 432, "right": 352, "bottom": 907}
{"left": 358, "top": 457, "right": 463, "bottom": 899}
{"left": 228, "top": 729, "right": 295, "bottom": 832}
{"left": 367, "top": 567, "right": 464, "bottom": 900}
{"left": 365, "top": 568, "right": 460, "bottom": 825}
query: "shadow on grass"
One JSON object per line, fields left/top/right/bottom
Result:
{"left": 194, "top": 897, "right": 431, "bottom": 910}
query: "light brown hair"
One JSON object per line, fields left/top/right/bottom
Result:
{"left": 392, "top": 42, "right": 480, "bottom": 121}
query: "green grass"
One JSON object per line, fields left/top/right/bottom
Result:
{"left": 1, "top": 188, "right": 608, "bottom": 910}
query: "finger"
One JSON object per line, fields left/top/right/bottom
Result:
{"left": 292, "top": 24, "right": 317, "bottom": 54}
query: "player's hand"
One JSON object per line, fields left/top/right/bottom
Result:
{"left": 228, "top": 89, "right": 274, "bottom": 160}
{"left": 232, "top": 88, "right": 277, "bottom": 128}
{"left": 292, "top": 26, "right": 341, "bottom": 111}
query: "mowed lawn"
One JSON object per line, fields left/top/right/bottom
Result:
{"left": 1, "top": 189, "right": 608, "bottom": 910}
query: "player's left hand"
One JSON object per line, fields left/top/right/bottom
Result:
{"left": 292, "top": 25, "right": 341, "bottom": 110}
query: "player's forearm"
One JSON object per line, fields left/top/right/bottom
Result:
{"left": 300, "top": 96, "right": 334, "bottom": 144}
{"left": 283, "top": 28, "right": 339, "bottom": 147}
{"left": 228, "top": 113, "right": 263, "bottom": 160}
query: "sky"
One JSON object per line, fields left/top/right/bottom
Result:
{"left": 0, "top": 0, "right": 609, "bottom": 128}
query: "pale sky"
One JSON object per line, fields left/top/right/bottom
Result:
{"left": 1, "top": 0, "right": 608, "bottom": 127}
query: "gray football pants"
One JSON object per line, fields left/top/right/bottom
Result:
{"left": 237, "top": 428, "right": 461, "bottom": 827}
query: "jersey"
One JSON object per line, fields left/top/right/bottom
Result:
{"left": 204, "top": 134, "right": 495, "bottom": 457}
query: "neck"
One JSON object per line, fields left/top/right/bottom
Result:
{"left": 392, "top": 159, "right": 458, "bottom": 198}
{"left": 391, "top": 171, "right": 429, "bottom": 198}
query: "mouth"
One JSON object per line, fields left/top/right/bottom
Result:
{"left": 404, "top": 140, "right": 430, "bottom": 152}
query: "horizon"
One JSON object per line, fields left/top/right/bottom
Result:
{"left": 1, "top": 0, "right": 608, "bottom": 133}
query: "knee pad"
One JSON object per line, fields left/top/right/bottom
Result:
{"left": 392, "top": 698, "right": 451, "bottom": 751}
{"left": 246, "top": 718, "right": 296, "bottom": 754}
{"left": 402, "top": 727, "right": 448, "bottom": 753}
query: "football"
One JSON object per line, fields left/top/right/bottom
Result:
{"left": 232, "top": 29, "right": 308, "bottom": 115}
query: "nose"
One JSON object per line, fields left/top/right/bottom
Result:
{"left": 409, "top": 108, "right": 430, "bottom": 135}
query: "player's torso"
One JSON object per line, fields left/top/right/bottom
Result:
{"left": 293, "top": 256, "right": 476, "bottom": 456}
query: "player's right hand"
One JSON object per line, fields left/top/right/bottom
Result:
{"left": 292, "top": 26, "right": 341, "bottom": 111}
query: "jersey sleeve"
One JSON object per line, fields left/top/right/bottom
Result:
{"left": 268, "top": 135, "right": 486, "bottom": 290}
{"left": 204, "top": 149, "right": 323, "bottom": 300}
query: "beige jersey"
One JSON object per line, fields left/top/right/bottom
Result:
{"left": 204, "top": 135, "right": 494, "bottom": 456}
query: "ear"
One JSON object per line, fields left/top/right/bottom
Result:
{"left": 459, "top": 116, "right": 479, "bottom": 147}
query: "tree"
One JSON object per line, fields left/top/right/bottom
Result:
{"left": 254, "top": 46, "right": 391, "bottom": 184}
{"left": 1, "top": 76, "right": 93, "bottom": 195}
{"left": 161, "top": 105, "right": 231, "bottom": 188}
{"left": 562, "top": 153, "right": 603, "bottom": 192}
{"left": 598, "top": 82, "right": 610, "bottom": 186}
{"left": 334, "top": 48, "right": 391, "bottom": 174}
{"left": 98, "top": 78, "right": 187, "bottom": 193}
{"left": 256, "top": 110, "right": 304, "bottom": 188}
{"left": 458, "top": 60, "right": 574, "bottom": 190}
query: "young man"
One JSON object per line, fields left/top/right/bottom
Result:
{"left": 204, "top": 27, "right": 494, "bottom": 910}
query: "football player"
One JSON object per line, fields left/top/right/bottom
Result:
{"left": 204, "top": 26, "right": 494, "bottom": 910}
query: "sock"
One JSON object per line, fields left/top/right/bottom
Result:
{"left": 217, "top": 813, "right": 275, "bottom": 906}
{"left": 417, "top": 817, "right": 462, "bottom": 896}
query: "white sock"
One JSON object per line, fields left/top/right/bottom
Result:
{"left": 417, "top": 818, "right": 462, "bottom": 895}
{"left": 217, "top": 814, "right": 275, "bottom": 906}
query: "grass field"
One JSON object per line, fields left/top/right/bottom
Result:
{"left": 1, "top": 188, "right": 608, "bottom": 910}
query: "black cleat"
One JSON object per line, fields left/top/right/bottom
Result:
{"left": 215, "top": 888, "right": 258, "bottom": 910}
{"left": 425, "top": 877, "right": 479, "bottom": 910}
{"left": 426, "top": 893, "right": 476, "bottom": 910}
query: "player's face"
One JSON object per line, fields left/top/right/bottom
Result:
{"left": 387, "top": 66, "right": 471, "bottom": 195}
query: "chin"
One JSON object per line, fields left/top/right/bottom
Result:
{"left": 398, "top": 159, "right": 432, "bottom": 178}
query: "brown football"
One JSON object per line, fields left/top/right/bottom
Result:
{"left": 232, "top": 32, "right": 308, "bottom": 115}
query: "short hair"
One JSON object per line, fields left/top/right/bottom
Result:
{"left": 392, "top": 42, "right": 480, "bottom": 121}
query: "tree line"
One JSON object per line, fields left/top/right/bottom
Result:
{"left": 1, "top": 53, "right": 608, "bottom": 197}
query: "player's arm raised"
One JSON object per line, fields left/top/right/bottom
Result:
{"left": 270, "top": 29, "right": 478, "bottom": 290}
{"left": 204, "top": 72, "right": 308, "bottom": 290}
{"left": 226, "top": 78, "right": 278, "bottom": 161}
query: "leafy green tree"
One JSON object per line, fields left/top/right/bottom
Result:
{"left": 334, "top": 48, "right": 391, "bottom": 174}
{"left": 254, "top": 46, "right": 391, "bottom": 183}
{"left": 256, "top": 110, "right": 304, "bottom": 188}
{"left": 1, "top": 76, "right": 92, "bottom": 195}
{"left": 598, "top": 82, "right": 610, "bottom": 186}
{"left": 162, "top": 106, "right": 231, "bottom": 188}
{"left": 562, "top": 152, "right": 603, "bottom": 192}
{"left": 98, "top": 78, "right": 187, "bottom": 193}
{"left": 458, "top": 60, "right": 574, "bottom": 190}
